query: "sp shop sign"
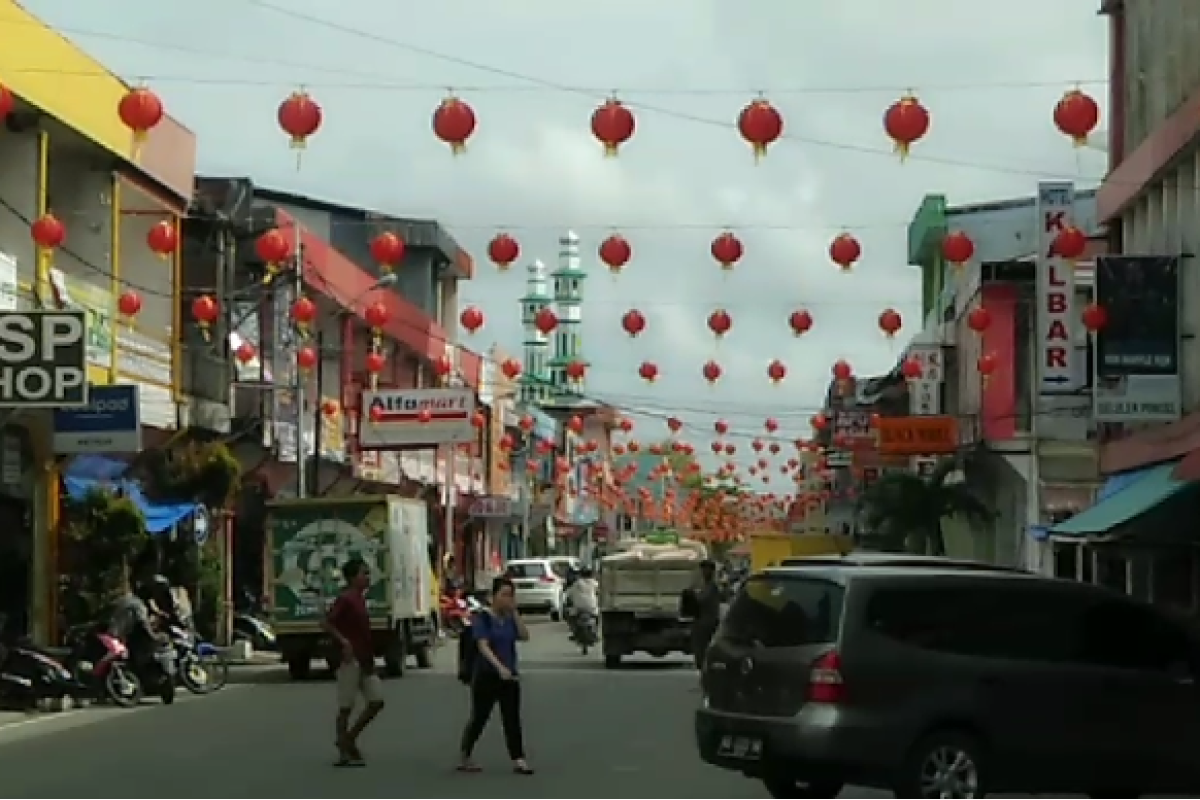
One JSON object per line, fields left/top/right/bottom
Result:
{"left": 0, "top": 311, "right": 88, "bottom": 407}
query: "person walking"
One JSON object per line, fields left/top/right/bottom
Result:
{"left": 324, "top": 558, "right": 385, "bottom": 767}
{"left": 458, "top": 576, "right": 534, "bottom": 775}
{"left": 689, "top": 559, "right": 723, "bottom": 671}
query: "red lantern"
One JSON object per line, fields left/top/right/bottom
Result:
{"left": 235, "top": 341, "right": 256, "bottom": 364}
{"left": 788, "top": 309, "right": 813, "bottom": 337}
{"left": 370, "top": 232, "right": 405, "bottom": 271}
{"left": 418, "top": 409, "right": 433, "bottom": 424}
{"left": 365, "top": 351, "right": 386, "bottom": 374}
{"left": 765, "top": 418, "right": 779, "bottom": 433}
{"left": 146, "top": 220, "right": 176, "bottom": 257}
{"left": 714, "top": 420, "right": 729, "bottom": 435}
{"left": 619, "top": 417, "right": 634, "bottom": 433}
{"left": 117, "top": 290, "right": 142, "bottom": 318}
{"left": 501, "top": 358, "right": 522, "bottom": 380}
{"left": 488, "top": 233, "right": 520, "bottom": 270}
{"left": 1081, "top": 302, "right": 1108, "bottom": 333}
{"left": 1052, "top": 226, "right": 1088, "bottom": 260}
{"left": 977, "top": 353, "right": 998, "bottom": 376}
{"left": 0, "top": 85, "right": 12, "bottom": 121}
{"left": 369, "top": 406, "right": 384, "bottom": 423}
{"left": 707, "top": 309, "right": 733, "bottom": 338}
{"left": 702, "top": 360, "right": 723, "bottom": 385}
{"left": 359, "top": 303, "right": 388, "bottom": 333}
{"left": 432, "top": 96, "right": 477, "bottom": 154}
{"left": 322, "top": 399, "right": 339, "bottom": 418}
{"left": 191, "top": 295, "right": 219, "bottom": 326}
{"left": 459, "top": 306, "right": 484, "bottom": 335}
{"left": 811, "top": 413, "right": 828, "bottom": 431}
{"left": 277, "top": 90, "right": 323, "bottom": 148}
{"left": 1054, "top": 88, "right": 1100, "bottom": 146}
{"left": 591, "top": 98, "right": 635, "bottom": 157}
{"left": 433, "top": 355, "right": 453, "bottom": 379}
{"left": 296, "top": 345, "right": 318, "bottom": 371}
{"left": 256, "top": 228, "right": 291, "bottom": 265}
{"left": 901, "top": 357, "right": 923, "bottom": 380}
{"left": 621, "top": 309, "right": 646, "bottom": 338}
{"left": 967, "top": 306, "right": 992, "bottom": 334}
{"left": 832, "top": 360, "right": 853, "bottom": 382}
{"left": 534, "top": 308, "right": 558, "bottom": 335}
{"left": 830, "top": 233, "right": 861, "bottom": 271}
{"left": 878, "top": 308, "right": 903, "bottom": 338}
{"left": 599, "top": 234, "right": 632, "bottom": 275}
{"left": 117, "top": 87, "right": 164, "bottom": 141}
{"left": 883, "top": 94, "right": 930, "bottom": 159}
{"left": 290, "top": 297, "right": 316, "bottom": 328}
{"left": 565, "top": 360, "right": 587, "bottom": 381}
{"left": 767, "top": 359, "right": 787, "bottom": 384}
{"left": 667, "top": 417, "right": 683, "bottom": 434}
{"left": 941, "top": 231, "right": 975, "bottom": 267}
{"left": 737, "top": 98, "right": 784, "bottom": 160}
{"left": 30, "top": 213, "right": 65, "bottom": 250}
{"left": 638, "top": 361, "right": 659, "bottom": 383}
{"left": 711, "top": 231, "right": 744, "bottom": 271}
{"left": 472, "top": 412, "right": 486, "bottom": 430}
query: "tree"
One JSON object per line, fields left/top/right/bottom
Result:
{"left": 858, "top": 458, "right": 992, "bottom": 555}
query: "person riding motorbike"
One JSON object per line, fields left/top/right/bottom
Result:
{"left": 109, "top": 577, "right": 168, "bottom": 669}
{"left": 564, "top": 567, "right": 599, "bottom": 639}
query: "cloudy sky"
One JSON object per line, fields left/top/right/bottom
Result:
{"left": 27, "top": 0, "right": 1108, "bottom": 489}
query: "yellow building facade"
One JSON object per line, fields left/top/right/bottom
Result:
{"left": 0, "top": 1, "right": 196, "bottom": 643}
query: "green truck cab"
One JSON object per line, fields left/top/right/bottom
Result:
{"left": 266, "top": 495, "right": 437, "bottom": 680}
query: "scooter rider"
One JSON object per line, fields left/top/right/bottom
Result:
{"left": 109, "top": 574, "right": 168, "bottom": 668}
{"left": 564, "top": 566, "right": 599, "bottom": 636}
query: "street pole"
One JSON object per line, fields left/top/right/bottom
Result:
{"left": 309, "top": 330, "right": 324, "bottom": 496}
{"left": 292, "top": 225, "right": 306, "bottom": 498}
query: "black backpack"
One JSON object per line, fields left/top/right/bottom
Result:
{"left": 457, "top": 614, "right": 481, "bottom": 684}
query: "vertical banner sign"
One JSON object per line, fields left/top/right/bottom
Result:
{"left": 1093, "top": 256, "right": 1181, "bottom": 422}
{"left": 1035, "top": 182, "right": 1080, "bottom": 395}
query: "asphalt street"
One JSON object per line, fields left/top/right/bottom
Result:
{"left": 0, "top": 623, "right": 1142, "bottom": 798}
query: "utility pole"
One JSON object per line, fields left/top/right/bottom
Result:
{"left": 292, "top": 225, "right": 306, "bottom": 498}
{"left": 308, "top": 330, "right": 324, "bottom": 496}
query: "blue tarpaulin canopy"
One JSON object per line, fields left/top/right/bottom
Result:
{"left": 1051, "top": 462, "right": 1192, "bottom": 537}
{"left": 63, "top": 455, "right": 201, "bottom": 535}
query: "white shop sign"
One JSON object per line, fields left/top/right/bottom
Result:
{"left": 1035, "top": 181, "right": 1081, "bottom": 394}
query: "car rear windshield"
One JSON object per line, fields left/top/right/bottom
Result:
{"left": 506, "top": 563, "right": 548, "bottom": 579}
{"left": 721, "top": 576, "right": 844, "bottom": 647}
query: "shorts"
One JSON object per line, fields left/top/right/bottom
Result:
{"left": 336, "top": 662, "right": 384, "bottom": 709}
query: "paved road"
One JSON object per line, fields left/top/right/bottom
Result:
{"left": 0, "top": 625, "right": 1130, "bottom": 797}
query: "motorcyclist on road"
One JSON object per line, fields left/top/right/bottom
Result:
{"left": 565, "top": 567, "right": 599, "bottom": 617}
{"left": 109, "top": 576, "right": 166, "bottom": 668}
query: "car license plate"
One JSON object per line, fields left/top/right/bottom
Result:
{"left": 717, "top": 734, "right": 762, "bottom": 760}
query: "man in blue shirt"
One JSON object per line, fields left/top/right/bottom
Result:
{"left": 458, "top": 576, "right": 533, "bottom": 775}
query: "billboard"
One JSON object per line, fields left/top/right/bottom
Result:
{"left": 359, "top": 388, "right": 476, "bottom": 448}
{"left": 1035, "top": 182, "right": 1081, "bottom": 394}
{"left": 0, "top": 310, "right": 87, "bottom": 407}
{"left": 1093, "top": 255, "right": 1181, "bottom": 422}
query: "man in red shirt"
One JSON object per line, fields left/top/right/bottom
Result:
{"left": 324, "top": 558, "right": 385, "bottom": 766}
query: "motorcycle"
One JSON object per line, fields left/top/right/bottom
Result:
{"left": 0, "top": 627, "right": 90, "bottom": 712}
{"left": 170, "top": 625, "right": 228, "bottom": 694}
{"left": 65, "top": 626, "right": 142, "bottom": 708}
{"left": 441, "top": 594, "right": 472, "bottom": 638}
{"left": 571, "top": 610, "right": 599, "bottom": 655}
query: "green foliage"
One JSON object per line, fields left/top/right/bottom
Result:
{"left": 146, "top": 441, "right": 241, "bottom": 509}
{"left": 858, "top": 460, "right": 992, "bottom": 555}
{"left": 60, "top": 488, "right": 149, "bottom": 630}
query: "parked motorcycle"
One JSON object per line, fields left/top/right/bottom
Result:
{"left": 440, "top": 592, "right": 483, "bottom": 638}
{"left": 0, "top": 622, "right": 89, "bottom": 712}
{"left": 232, "top": 613, "right": 276, "bottom": 651}
{"left": 571, "top": 610, "right": 599, "bottom": 656}
{"left": 65, "top": 626, "right": 142, "bottom": 708}
{"left": 170, "top": 625, "right": 228, "bottom": 694}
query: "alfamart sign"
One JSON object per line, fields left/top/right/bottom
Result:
{"left": 0, "top": 310, "right": 88, "bottom": 407}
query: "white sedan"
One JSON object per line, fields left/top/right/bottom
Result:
{"left": 504, "top": 558, "right": 569, "bottom": 620}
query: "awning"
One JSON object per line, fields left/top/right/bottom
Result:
{"left": 63, "top": 456, "right": 201, "bottom": 535}
{"left": 1051, "top": 462, "right": 1192, "bottom": 536}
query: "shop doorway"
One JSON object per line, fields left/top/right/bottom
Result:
{"left": 0, "top": 495, "right": 32, "bottom": 638}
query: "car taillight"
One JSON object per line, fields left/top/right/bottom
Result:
{"left": 539, "top": 575, "right": 557, "bottom": 584}
{"left": 806, "top": 650, "right": 846, "bottom": 704}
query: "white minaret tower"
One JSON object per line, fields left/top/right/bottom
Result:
{"left": 548, "top": 230, "right": 587, "bottom": 399}
{"left": 518, "top": 259, "right": 552, "bottom": 404}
